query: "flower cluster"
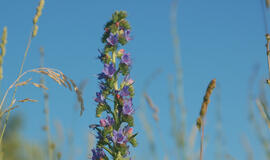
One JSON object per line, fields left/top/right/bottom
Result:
{"left": 90, "top": 11, "right": 137, "bottom": 160}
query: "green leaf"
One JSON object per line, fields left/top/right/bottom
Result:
{"left": 122, "top": 115, "right": 134, "bottom": 126}
{"left": 128, "top": 85, "right": 135, "bottom": 97}
{"left": 119, "top": 63, "right": 129, "bottom": 75}
{"left": 118, "top": 11, "right": 127, "bottom": 20}
{"left": 102, "top": 31, "right": 110, "bottom": 43}
{"left": 129, "top": 137, "right": 137, "bottom": 147}
{"left": 112, "top": 12, "right": 119, "bottom": 23}
{"left": 118, "top": 35, "right": 127, "bottom": 46}
{"left": 119, "top": 20, "right": 131, "bottom": 30}
{"left": 96, "top": 103, "right": 109, "bottom": 117}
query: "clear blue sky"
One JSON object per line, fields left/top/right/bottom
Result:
{"left": 0, "top": 0, "right": 269, "bottom": 159}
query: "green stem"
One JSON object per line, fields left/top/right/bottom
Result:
{"left": 112, "top": 50, "right": 120, "bottom": 130}
{"left": 112, "top": 51, "right": 118, "bottom": 91}
{"left": 103, "top": 146, "right": 114, "bottom": 156}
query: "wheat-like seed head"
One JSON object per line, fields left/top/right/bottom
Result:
{"left": 0, "top": 68, "right": 85, "bottom": 117}
{"left": 32, "top": 0, "right": 45, "bottom": 38}
{"left": 196, "top": 79, "right": 216, "bottom": 130}
{"left": 0, "top": 27, "right": 7, "bottom": 80}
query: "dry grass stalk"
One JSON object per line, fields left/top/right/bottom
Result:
{"left": 69, "top": 79, "right": 84, "bottom": 116}
{"left": 18, "top": 98, "right": 38, "bottom": 103}
{"left": 0, "top": 27, "right": 7, "bottom": 80}
{"left": 0, "top": 106, "right": 19, "bottom": 118}
{"left": 256, "top": 99, "right": 270, "bottom": 130}
{"left": 266, "top": 0, "right": 270, "bottom": 8}
{"left": 32, "top": 0, "right": 45, "bottom": 38}
{"left": 170, "top": 0, "right": 188, "bottom": 158}
{"left": 196, "top": 79, "right": 216, "bottom": 160}
{"left": 61, "top": 73, "right": 72, "bottom": 91}
{"left": 31, "top": 82, "right": 48, "bottom": 90}
{"left": 39, "top": 47, "right": 54, "bottom": 160}
{"left": 0, "top": 1, "right": 47, "bottom": 144}
{"left": 265, "top": 34, "right": 270, "bottom": 82}
{"left": 0, "top": 99, "right": 17, "bottom": 118}
{"left": 0, "top": 68, "right": 84, "bottom": 117}
{"left": 0, "top": 1, "right": 47, "bottom": 153}
{"left": 144, "top": 92, "right": 159, "bottom": 121}
{"left": 74, "top": 79, "right": 88, "bottom": 112}
{"left": 196, "top": 79, "right": 216, "bottom": 129}
{"left": 241, "top": 135, "right": 254, "bottom": 160}
{"left": 15, "top": 78, "right": 32, "bottom": 87}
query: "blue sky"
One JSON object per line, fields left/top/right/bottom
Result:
{"left": 0, "top": 0, "right": 269, "bottom": 159}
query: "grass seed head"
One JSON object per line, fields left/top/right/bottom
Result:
{"left": 196, "top": 78, "right": 216, "bottom": 130}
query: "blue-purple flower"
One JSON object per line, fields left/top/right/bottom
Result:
{"left": 97, "top": 73, "right": 106, "bottom": 80}
{"left": 124, "top": 74, "right": 134, "bottom": 85}
{"left": 121, "top": 53, "right": 131, "bottom": 66}
{"left": 122, "top": 98, "right": 134, "bottom": 115}
{"left": 124, "top": 29, "right": 131, "bottom": 41}
{"left": 99, "top": 82, "right": 107, "bottom": 91}
{"left": 120, "top": 85, "right": 130, "bottom": 97}
{"left": 97, "top": 49, "right": 105, "bottom": 61}
{"left": 107, "top": 33, "right": 118, "bottom": 46}
{"left": 123, "top": 125, "right": 133, "bottom": 135}
{"left": 103, "top": 63, "right": 116, "bottom": 78}
{"left": 95, "top": 92, "right": 105, "bottom": 103}
{"left": 100, "top": 115, "right": 114, "bottom": 127}
{"left": 89, "top": 124, "right": 99, "bottom": 129}
{"left": 92, "top": 148, "right": 106, "bottom": 160}
{"left": 112, "top": 129, "right": 128, "bottom": 144}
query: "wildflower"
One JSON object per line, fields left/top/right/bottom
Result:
{"left": 89, "top": 124, "right": 99, "bottom": 129}
{"left": 120, "top": 85, "right": 130, "bottom": 97}
{"left": 117, "top": 49, "right": 125, "bottom": 57}
{"left": 95, "top": 92, "right": 105, "bottom": 103}
{"left": 92, "top": 148, "right": 106, "bottom": 160}
{"left": 103, "top": 63, "right": 116, "bottom": 78}
{"left": 99, "top": 82, "right": 107, "bottom": 91}
{"left": 92, "top": 11, "right": 136, "bottom": 159}
{"left": 124, "top": 74, "right": 134, "bottom": 85}
{"left": 123, "top": 125, "right": 133, "bottom": 135}
{"left": 124, "top": 29, "right": 131, "bottom": 41}
{"left": 116, "top": 93, "right": 121, "bottom": 100}
{"left": 100, "top": 116, "right": 114, "bottom": 127}
{"left": 122, "top": 98, "right": 134, "bottom": 115}
{"left": 121, "top": 53, "right": 131, "bottom": 66}
{"left": 106, "top": 33, "right": 118, "bottom": 46}
{"left": 97, "top": 73, "right": 106, "bottom": 80}
{"left": 105, "top": 28, "right": 109, "bottom": 32}
{"left": 97, "top": 49, "right": 105, "bottom": 61}
{"left": 112, "top": 129, "right": 128, "bottom": 144}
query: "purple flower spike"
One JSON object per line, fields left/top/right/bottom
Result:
{"left": 123, "top": 98, "right": 135, "bottom": 115}
{"left": 121, "top": 53, "right": 131, "bottom": 66}
{"left": 95, "top": 92, "right": 105, "bottom": 103}
{"left": 103, "top": 63, "right": 116, "bottom": 78}
{"left": 112, "top": 129, "right": 128, "bottom": 144}
{"left": 92, "top": 148, "right": 105, "bottom": 160}
{"left": 120, "top": 86, "right": 130, "bottom": 97}
{"left": 124, "top": 29, "right": 131, "bottom": 41}
{"left": 107, "top": 33, "right": 118, "bottom": 46}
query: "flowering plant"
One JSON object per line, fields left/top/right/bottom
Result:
{"left": 90, "top": 11, "right": 137, "bottom": 160}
